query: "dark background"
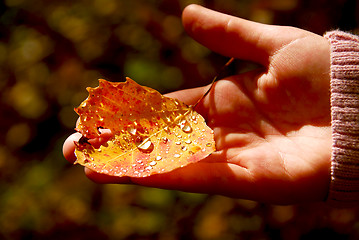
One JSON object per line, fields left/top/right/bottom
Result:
{"left": 1, "top": 0, "right": 359, "bottom": 239}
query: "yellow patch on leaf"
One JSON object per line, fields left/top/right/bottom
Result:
{"left": 74, "top": 78, "right": 215, "bottom": 177}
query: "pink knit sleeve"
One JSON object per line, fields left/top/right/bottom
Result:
{"left": 324, "top": 31, "right": 359, "bottom": 207}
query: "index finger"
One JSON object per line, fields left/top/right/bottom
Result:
{"left": 182, "top": 4, "right": 308, "bottom": 65}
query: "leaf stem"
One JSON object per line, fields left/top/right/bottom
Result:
{"left": 193, "top": 57, "right": 235, "bottom": 108}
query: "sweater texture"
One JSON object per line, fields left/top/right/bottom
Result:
{"left": 325, "top": 30, "right": 359, "bottom": 207}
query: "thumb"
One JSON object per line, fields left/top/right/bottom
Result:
{"left": 182, "top": 4, "right": 309, "bottom": 65}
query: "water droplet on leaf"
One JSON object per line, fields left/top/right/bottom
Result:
{"left": 137, "top": 138, "right": 154, "bottom": 153}
{"left": 183, "top": 125, "right": 192, "bottom": 132}
{"left": 179, "top": 120, "right": 192, "bottom": 133}
{"left": 127, "top": 126, "right": 137, "bottom": 135}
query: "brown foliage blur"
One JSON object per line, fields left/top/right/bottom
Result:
{"left": 0, "top": 0, "right": 359, "bottom": 239}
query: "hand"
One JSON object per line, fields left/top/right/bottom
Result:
{"left": 63, "top": 4, "right": 332, "bottom": 205}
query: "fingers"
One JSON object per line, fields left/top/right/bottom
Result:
{"left": 63, "top": 129, "right": 113, "bottom": 163}
{"left": 164, "top": 85, "right": 207, "bottom": 106}
{"left": 85, "top": 168, "right": 134, "bottom": 184}
{"left": 182, "top": 4, "right": 309, "bottom": 65}
{"left": 83, "top": 156, "right": 254, "bottom": 199}
{"left": 63, "top": 132, "right": 82, "bottom": 163}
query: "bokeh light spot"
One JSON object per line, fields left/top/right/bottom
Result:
{"left": 6, "top": 123, "right": 31, "bottom": 149}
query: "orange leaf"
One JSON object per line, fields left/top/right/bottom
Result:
{"left": 74, "top": 78, "right": 216, "bottom": 177}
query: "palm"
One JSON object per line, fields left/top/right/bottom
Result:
{"left": 63, "top": 5, "right": 332, "bottom": 204}
{"left": 192, "top": 73, "right": 331, "bottom": 204}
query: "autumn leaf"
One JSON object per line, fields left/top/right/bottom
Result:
{"left": 74, "top": 78, "right": 216, "bottom": 177}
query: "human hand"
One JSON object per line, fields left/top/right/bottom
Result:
{"left": 63, "top": 4, "right": 332, "bottom": 205}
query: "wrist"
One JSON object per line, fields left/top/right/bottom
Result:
{"left": 324, "top": 30, "right": 359, "bottom": 207}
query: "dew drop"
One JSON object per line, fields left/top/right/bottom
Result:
{"left": 174, "top": 154, "right": 180, "bottom": 158}
{"left": 185, "top": 140, "right": 192, "bottom": 144}
{"left": 127, "top": 126, "right": 137, "bottom": 135}
{"left": 156, "top": 156, "right": 162, "bottom": 161}
{"left": 149, "top": 161, "right": 157, "bottom": 166}
{"left": 175, "top": 141, "right": 181, "bottom": 145}
{"left": 179, "top": 120, "right": 192, "bottom": 133}
{"left": 137, "top": 138, "right": 154, "bottom": 153}
{"left": 145, "top": 166, "right": 152, "bottom": 171}
{"left": 181, "top": 146, "right": 187, "bottom": 151}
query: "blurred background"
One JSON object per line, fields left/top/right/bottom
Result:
{"left": 1, "top": 0, "right": 359, "bottom": 239}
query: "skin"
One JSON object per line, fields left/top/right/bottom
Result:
{"left": 63, "top": 4, "right": 332, "bottom": 205}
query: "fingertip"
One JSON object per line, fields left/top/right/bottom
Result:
{"left": 88, "top": 128, "right": 113, "bottom": 148}
{"left": 182, "top": 4, "right": 208, "bottom": 36}
{"left": 63, "top": 132, "right": 82, "bottom": 163}
{"left": 181, "top": 4, "right": 274, "bottom": 64}
{"left": 182, "top": 4, "right": 202, "bottom": 20}
{"left": 182, "top": 3, "right": 200, "bottom": 17}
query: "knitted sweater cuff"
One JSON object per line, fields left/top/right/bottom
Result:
{"left": 324, "top": 30, "right": 359, "bottom": 207}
